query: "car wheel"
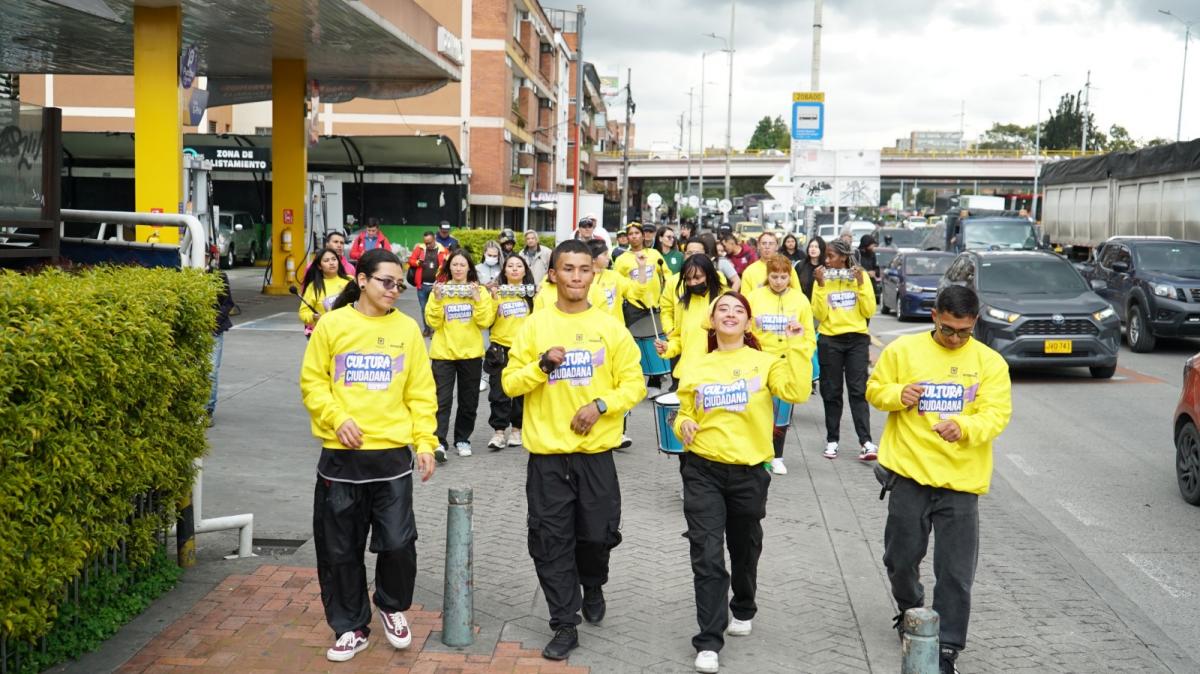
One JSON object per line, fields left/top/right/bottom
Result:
{"left": 1127, "top": 303, "right": 1156, "bottom": 353}
{"left": 1176, "top": 421, "right": 1200, "bottom": 506}
{"left": 880, "top": 288, "right": 892, "bottom": 315}
{"left": 247, "top": 245, "right": 257, "bottom": 266}
{"left": 1089, "top": 365, "right": 1116, "bottom": 379}
{"left": 222, "top": 248, "right": 234, "bottom": 269}
{"left": 894, "top": 291, "right": 907, "bottom": 321}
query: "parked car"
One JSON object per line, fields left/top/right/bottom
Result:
{"left": 734, "top": 221, "right": 764, "bottom": 238}
{"left": 876, "top": 227, "right": 926, "bottom": 250}
{"left": 1174, "top": 352, "right": 1200, "bottom": 505}
{"left": 939, "top": 250, "right": 1121, "bottom": 378}
{"left": 1076, "top": 237, "right": 1200, "bottom": 352}
{"left": 216, "top": 210, "right": 265, "bottom": 268}
{"left": 880, "top": 251, "right": 956, "bottom": 320}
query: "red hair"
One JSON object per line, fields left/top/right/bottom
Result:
{"left": 706, "top": 291, "right": 762, "bottom": 352}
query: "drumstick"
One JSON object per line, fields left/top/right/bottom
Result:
{"left": 649, "top": 259, "right": 665, "bottom": 339}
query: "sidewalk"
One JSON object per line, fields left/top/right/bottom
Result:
{"left": 59, "top": 277, "right": 1196, "bottom": 674}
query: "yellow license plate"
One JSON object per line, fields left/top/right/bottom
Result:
{"left": 1044, "top": 339, "right": 1073, "bottom": 354}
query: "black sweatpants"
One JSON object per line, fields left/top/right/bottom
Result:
{"left": 680, "top": 453, "right": 771, "bottom": 653}
{"left": 883, "top": 475, "right": 980, "bottom": 652}
{"left": 432, "top": 358, "right": 483, "bottom": 447}
{"left": 485, "top": 345, "right": 523, "bottom": 431}
{"left": 313, "top": 476, "right": 418, "bottom": 637}
{"left": 818, "top": 332, "right": 873, "bottom": 445}
{"left": 526, "top": 451, "right": 623, "bottom": 630}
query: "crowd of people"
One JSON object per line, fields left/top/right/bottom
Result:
{"left": 293, "top": 216, "right": 1012, "bottom": 674}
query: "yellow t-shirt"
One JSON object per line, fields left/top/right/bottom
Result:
{"left": 501, "top": 304, "right": 646, "bottom": 454}
{"left": 866, "top": 332, "right": 1012, "bottom": 494}
{"left": 674, "top": 342, "right": 813, "bottom": 465}
{"left": 299, "top": 306, "right": 438, "bottom": 454}
{"left": 424, "top": 288, "right": 497, "bottom": 359}
{"left": 747, "top": 285, "right": 817, "bottom": 361}
{"left": 811, "top": 274, "right": 876, "bottom": 336}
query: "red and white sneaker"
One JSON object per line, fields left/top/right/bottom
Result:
{"left": 379, "top": 610, "right": 413, "bottom": 649}
{"left": 326, "top": 630, "right": 368, "bottom": 662}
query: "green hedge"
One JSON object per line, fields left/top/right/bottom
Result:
{"left": 449, "top": 229, "right": 556, "bottom": 262}
{"left": 0, "top": 267, "right": 217, "bottom": 641}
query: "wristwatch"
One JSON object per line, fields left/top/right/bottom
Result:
{"left": 593, "top": 398, "right": 608, "bottom": 415}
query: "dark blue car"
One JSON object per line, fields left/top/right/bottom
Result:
{"left": 879, "top": 251, "right": 956, "bottom": 320}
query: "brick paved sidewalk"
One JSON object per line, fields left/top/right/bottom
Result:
{"left": 118, "top": 565, "right": 587, "bottom": 674}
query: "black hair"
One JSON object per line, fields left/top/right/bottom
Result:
{"left": 719, "top": 230, "right": 739, "bottom": 245}
{"left": 550, "top": 239, "right": 593, "bottom": 270}
{"left": 438, "top": 248, "right": 479, "bottom": 283}
{"left": 690, "top": 232, "right": 718, "bottom": 259}
{"left": 301, "top": 247, "right": 351, "bottom": 299}
{"left": 677, "top": 253, "right": 722, "bottom": 309}
{"left": 422, "top": 230, "right": 435, "bottom": 238}
{"left": 782, "top": 233, "right": 799, "bottom": 252}
{"left": 324, "top": 230, "right": 346, "bottom": 243}
{"left": 655, "top": 225, "right": 677, "bottom": 254}
{"left": 585, "top": 238, "right": 609, "bottom": 260}
{"left": 501, "top": 253, "right": 536, "bottom": 309}
{"left": 331, "top": 248, "right": 403, "bottom": 310}
{"left": 935, "top": 285, "right": 980, "bottom": 318}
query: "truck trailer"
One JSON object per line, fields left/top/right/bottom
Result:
{"left": 1041, "top": 139, "right": 1200, "bottom": 258}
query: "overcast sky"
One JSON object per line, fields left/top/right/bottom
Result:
{"left": 584, "top": 0, "right": 1199, "bottom": 151}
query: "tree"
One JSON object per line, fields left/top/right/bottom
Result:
{"left": 1039, "top": 92, "right": 1104, "bottom": 151}
{"left": 746, "top": 115, "right": 790, "bottom": 151}
{"left": 1105, "top": 125, "right": 1139, "bottom": 152}
{"left": 976, "top": 122, "right": 1035, "bottom": 150}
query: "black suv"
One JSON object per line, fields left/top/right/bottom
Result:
{"left": 940, "top": 250, "right": 1121, "bottom": 378}
{"left": 1077, "top": 237, "right": 1200, "bottom": 352}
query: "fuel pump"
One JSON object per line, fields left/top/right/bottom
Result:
{"left": 182, "top": 153, "right": 215, "bottom": 265}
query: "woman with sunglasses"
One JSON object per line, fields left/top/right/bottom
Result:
{"left": 300, "top": 248, "right": 437, "bottom": 663}
{"left": 655, "top": 225, "right": 684, "bottom": 274}
{"left": 812, "top": 239, "right": 878, "bottom": 462}
{"left": 425, "top": 249, "right": 497, "bottom": 462}
{"left": 673, "top": 291, "right": 812, "bottom": 674}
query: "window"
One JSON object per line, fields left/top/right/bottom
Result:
{"left": 254, "top": 126, "right": 272, "bottom": 135}
{"left": 1097, "top": 244, "right": 1120, "bottom": 269}
{"left": 1113, "top": 246, "right": 1132, "bottom": 269}
{"left": 208, "top": 120, "right": 218, "bottom": 134}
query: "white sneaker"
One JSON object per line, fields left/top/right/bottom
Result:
{"left": 694, "top": 650, "right": 719, "bottom": 673}
{"left": 434, "top": 445, "right": 447, "bottom": 463}
{"left": 771, "top": 458, "right": 788, "bottom": 475}
{"left": 508, "top": 428, "right": 523, "bottom": 446}
{"left": 726, "top": 617, "right": 752, "bottom": 636}
{"left": 619, "top": 435, "right": 634, "bottom": 449}
{"left": 378, "top": 610, "right": 412, "bottom": 650}
{"left": 823, "top": 442, "right": 839, "bottom": 459}
{"left": 487, "top": 430, "right": 507, "bottom": 449}
{"left": 859, "top": 441, "right": 879, "bottom": 462}
{"left": 326, "top": 630, "right": 369, "bottom": 662}
{"left": 455, "top": 441, "right": 472, "bottom": 457}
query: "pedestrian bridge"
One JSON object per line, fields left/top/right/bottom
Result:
{"left": 594, "top": 149, "right": 1095, "bottom": 181}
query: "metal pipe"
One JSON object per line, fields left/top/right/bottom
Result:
{"left": 571, "top": 5, "right": 585, "bottom": 230}
{"left": 170, "top": 459, "right": 255, "bottom": 559}
{"left": 811, "top": 0, "right": 822, "bottom": 90}
{"left": 900, "top": 607, "right": 940, "bottom": 674}
{"left": 620, "top": 67, "right": 632, "bottom": 224}
{"left": 442, "top": 487, "right": 475, "bottom": 647}
{"left": 723, "top": 0, "right": 736, "bottom": 205}
{"left": 60, "top": 209, "right": 207, "bottom": 269}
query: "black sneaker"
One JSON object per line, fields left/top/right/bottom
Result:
{"left": 541, "top": 626, "right": 578, "bottom": 660}
{"left": 940, "top": 647, "right": 959, "bottom": 674}
{"left": 582, "top": 585, "right": 606, "bottom": 624}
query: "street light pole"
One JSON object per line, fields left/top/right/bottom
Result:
{"left": 571, "top": 5, "right": 586, "bottom": 230}
{"left": 686, "top": 87, "right": 694, "bottom": 197}
{"left": 723, "top": 0, "right": 736, "bottom": 207}
{"left": 1025, "top": 73, "right": 1059, "bottom": 219}
{"left": 1160, "top": 9, "right": 1196, "bottom": 142}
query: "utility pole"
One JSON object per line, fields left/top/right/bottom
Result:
{"left": 686, "top": 87, "right": 694, "bottom": 196}
{"left": 570, "top": 5, "right": 586, "bottom": 231}
{"left": 723, "top": 0, "right": 736, "bottom": 206}
{"left": 811, "top": 0, "right": 822, "bottom": 90}
{"left": 1159, "top": 10, "right": 1194, "bottom": 142}
{"left": 1026, "top": 73, "right": 1059, "bottom": 219}
{"left": 1081, "top": 70, "right": 1091, "bottom": 152}
{"left": 620, "top": 67, "right": 633, "bottom": 225}
{"left": 958, "top": 100, "right": 966, "bottom": 151}
{"left": 698, "top": 50, "right": 713, "bottom": 223}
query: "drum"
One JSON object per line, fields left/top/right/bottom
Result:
{"left": 636, "top": 336, "right": 671, "bottom": 376}
{"left": 653, "top": 392, "right": 683, "bottom": 454}
{"left": 626, "top": 311, "right": 662, "bottom": 339}
{"left": 772, "top": 397, "right": 793, "bottom": 427}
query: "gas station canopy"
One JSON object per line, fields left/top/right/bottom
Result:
{"left": 0, "top": 0, "right": 461, "bottom": 98}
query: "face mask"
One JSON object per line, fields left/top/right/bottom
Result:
{"left": 486, "top": 255, "right": 499, "bottom": 264}
{"left": 687, "top": 284, "right": 707, "bottom": 296}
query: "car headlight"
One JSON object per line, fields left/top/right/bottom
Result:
{"left": 904, "top": 282, "right": 924, "bottom": 293}
{"left": 1153, "top": 283, "right": 1174, "bottom": 297}
{"left": 1092, "top": 306, "right": 1115, "bottom": 321}
{"left": 985, "top": 306, "right": 1020, "bottom": 323}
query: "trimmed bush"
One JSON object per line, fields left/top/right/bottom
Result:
{"left": 0, "top": 267, "right": 217, "bottom": 641}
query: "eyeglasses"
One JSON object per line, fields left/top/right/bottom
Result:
{"left": 935, "top": 322, "right": 974, "bottom": 339}
{"left": 370, "top": 276, "right": 401, "bottom": 291}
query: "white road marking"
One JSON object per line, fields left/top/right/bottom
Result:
{"left": 1124, "top": 553, "right": 1191, "bottom": 599}
{"left": 1005, "top": 454, "right": 1037, "bottom": 476}
{"left": 1056, "top": 499, "right": 1103, "bottom": 527}
{"left": 878, "top": 325, "right": 932, "bottom": 337}
{"left": 232, "top": 312, "right": 300, "bottom": 332}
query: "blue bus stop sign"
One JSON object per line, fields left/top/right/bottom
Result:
{"left": 792, "top": 101, "right": 824, "bottom": 141}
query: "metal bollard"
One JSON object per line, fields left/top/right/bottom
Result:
{"left": 442, "top": 487, "right": 475, "bottom": 647}
{"left": 900, "top": 607, "right": 940, "bottom": 674}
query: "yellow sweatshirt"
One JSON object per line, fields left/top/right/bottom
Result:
{"left": 501, "top": 304, "right": 646, "bottom": 454}
{"left": 489, "top": 295, "right": 532, "bottom": 347}
{"left": 662, "top": 288, "right": 718, "bottom": 375}
{"left": 739, "top": 261, "right": 800, "bottom": 295}
{"left": 534, "top": 281, "right": 608, "bottom": 314}
{"left": 299, "top": 276, "right": 350, "bottom": 326}
{"left": 674, "top": 342, "right": 813, "bottom": 466}
{"left": 592, "top": 268, "right": 650, "bottom": 323}
{"left": 747, "top": 285, "right": 817, "bottom": 361}
{"left": 811, "top": 273, "right": 876, "bottom": 336}
{"left": 612, "top": 247, "right": 666, "bottom": 308}
{"left": 866, "top": 332, "right": 1012, "bottom": 494}
{"left": 300, "top": 306, "right": 438, "bottom": 454}
{"left": 425, "top": 288, "right": 497, "bottom": 360}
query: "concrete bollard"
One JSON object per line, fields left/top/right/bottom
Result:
{"left": 442, "top": 487, "right": 475, "bottom": 647}
{"left": 900, "top": 607, "right": 940, "bottom": 674}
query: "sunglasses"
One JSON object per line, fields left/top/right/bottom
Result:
{"left": 370, "top": 276, "right": 402, "bottom": 291}
{"left": 935, "top": 322, "right": 974, "bottom": 339}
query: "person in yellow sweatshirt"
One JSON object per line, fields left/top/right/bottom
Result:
{"left": 656, "top": 254, "right": 726, "bottom": 382}
{"left": 614, "top": 222, "right": 668, "bottom": 389}
{"left": 501, "top": 240, "right": 645, "bottom": 662}
{"left": 298, "top": 248, "right": 352, "bottom": 338}
{"left": 299, "top": 248, "right": 438, "bottom": 664}
{"left": 738, "top": 231, "right": 800, "bottom": 293}
{"left": 748, "top": 255, "right": 817, "bottom": 476}
{"left": 811, "top": 238, "right": 878, "bottom": 461}
{"left": 865, "top": 285, "right": 1011, "bottom": 674}
{"left": 424, "top": 249, "right": 497, "bottom": 461}
{"left": 673, "top": 291, "right": 812, "bottom": 674}
{"left": 484, "top": 254, "right": 536, "bottom": 450}
{"left": 586, "top": 238, "right": 651, "bottom": 323}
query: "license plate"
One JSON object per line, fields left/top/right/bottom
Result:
{"left": 1044, "top": 339, "right": 1073, "bottom": 354}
